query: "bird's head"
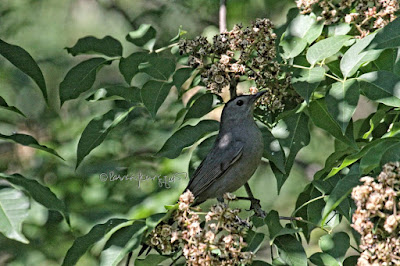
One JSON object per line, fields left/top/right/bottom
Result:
{"left": 220, "top": 90, "right": 266, "bottom": 125}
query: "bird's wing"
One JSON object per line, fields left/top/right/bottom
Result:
{"left": 186, "top": 140, "right": 243, "bottom": 198}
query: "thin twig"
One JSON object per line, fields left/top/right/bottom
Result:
{"left": 219, "top": 0, "right": 227, "bottom": 33}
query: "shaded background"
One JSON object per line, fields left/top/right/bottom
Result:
{"left": 0, "top": 0, "right": 360, "bottom": 265}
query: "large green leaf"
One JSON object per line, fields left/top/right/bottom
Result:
{"left": 62, "top": 218, "right": 129, "bottom": 266}
{"left": 86, "top": 86, "right": 142, "bottom": 103}
{"left": 173, "top": 67, "right": 193, "bottom": 95}
{"left": 326, "top": 79, "right": 360, "bottom": 133}
{"left": 59, "top": 57, "right": 111, "bottom": 105}
{"left": 265, "top": 210, "right": 300, "bottom": 244}
{"left": 66, "top": 36, "right": 123, "bottom": 57}
{"left": 119, "top": 52, "right": 154, "bottom": 84}
{"left": 138, "top": 57, "right": 176, "bottom": 81}
{"left": 359, "top": 138, "right": 400, "bottom": 174}
{"left": 0, "top": 96, "right": 25, "bottom": 116}
{"left": 243, "top": 229, "right": 265, "bottom": 253}
{"left": 272, "top": 112, "right": 310, "bottom": 191}
{"left": 0, "top": 39, "right": 47, "bottom": 101}
{"left": 0, "top": 188, "right": 30, "bottom": 243}
{"left": 156, "top": 120, "right": 219, "bottom": 159}
{"left": 0, "top": 133, "right": 63, "bottom": 159}
{"left": 381, "top": 142, "right": 400, "bottom": 165}
{"left": 76, "top": 108, "right": 134, "bottom": 168}
{"left": 274, "top": 235, "right": 307, "bottom": 266}
{"left": 326, "top": 23, "right": 351, "bottom": 37}
{"left": 183, "top": 93, "right": 214, "bottom": 122}
{"left": 306, "top": 35, "right": 351, "bottom": 65}
{"left": 0, "top": 173, "right": 70, "bottom": 225}
{"left": 309, "top": 253, "right": 339, "bottom": 266}
{"left": 322, "top": 165, "right": 360, "bottom": 224}
{"left": 308, "top": 99, "right": 357, "bottom": 149}
{"left": 126, "top": 24, "right": 156, "bottom": 51}
{"left": 340, "top": 33, "right": 382, "bottom": 78}
{"left": 292, "top": 66, "right": 325, "bottom": 103}
{"left": 366, "top": 17, "right": 400, "bottom": 49}
{"left": 260, "top": 126, "right": 286, "bottom": 174}
{"left": 141, "top": 80, "right": 172, "bottom": 118}
{"left": 280, "top": 14, "right": 323, "bottom": 59}
{"left": 358, "top": 71, "right": 400, "bottom": 107}
{"left": 319, "top": 232, "right": 350, "bottom": 262}
{"left": 100, "top": 221, "right": 147, "bottom": 266}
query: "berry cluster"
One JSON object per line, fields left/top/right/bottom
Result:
{"left": 296, "top": 0, "right": 399, "bottom": 38}
{"left": 146, "top": 191, "right": 254, "bottom": 266}
{"left": 351, "top": 162, "right": 400, "bottom": 265}
{"left": 179, "top": 19, "right": 300, "bottom": 113}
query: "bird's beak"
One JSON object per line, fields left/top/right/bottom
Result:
{"left": 251, "top": 90, "right": 267, "bottom": 102}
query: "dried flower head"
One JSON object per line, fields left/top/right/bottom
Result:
{"left": 146, "top": 191, "right": 255, "bottom": 265}
{"left": 179, "top": 18, "right": 301, "bottom": 113}
{"left": 351, "top": 162, "right": 400, "bottom": 265}
{"left": 296, "top": 0, "right": 399, "bottom": 38}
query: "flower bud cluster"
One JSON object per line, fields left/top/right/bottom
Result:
{"left": 179, "top": 18, "right": 300, "bottom": 113}
{"left": 296, "top": 0, "right": 399, "bottom": 38}
{"left": 351, "top": 162, "right": 400, "bottom": 265}
{"left": 146, "top": 191, "right": 254, "bottom": 265}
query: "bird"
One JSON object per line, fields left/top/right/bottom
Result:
{"left": 185, "top": 90, "right": 266, "bottom": 211}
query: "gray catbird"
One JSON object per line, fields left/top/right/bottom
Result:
{"left": 185, "top": 90, "right": 266, "bottom": 208}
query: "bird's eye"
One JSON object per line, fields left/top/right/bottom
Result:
{"left": 236, "top": 100, "right": 244, "bottom": 106}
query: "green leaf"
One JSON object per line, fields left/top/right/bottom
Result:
{"left": 319, "top": 232, "right": 350, "bottom": 262}
{"left": 0, "top": 96, "right": 25, "bottom": 116}
{"left": 380, "top": 142, "right": 400, "bottom": 166}
{"left": 0, "top": 39, "right": 47, "bottom": 101}
{"left": 280, "top": 37, "right": 308, "bottom": 59}
{"left": 366, "top": 17, "right": 400, "bottom": 49}
{"left": 340, "top": 33, "right": 382, "bottom": 78}
{"left": 274, "top": 235, "right": 307, "bottom": 266}
{"left": 280, "top": 14, "right": 323, "bottom": 59}
{"left": 135, "top": 254, "right": 170, "bottom": 266}
{"left": 0, "top": 188, "right": 29, "bottom": 243}
{"left": 0, "top": 173, "right": 70, "bottom": 226}
{"left": 119, "top": 52, "right": 154, "bottom": 84}
{"left": 86, "top": 86, "right": 142, "bottom": 103}
{"left": 243, "top": 229, "right": 265, "bottom": 252}
{"left": 322, "top": 165, "right": 360, "bottom": 224}
{"left": 59, "top": 57, "right": 111, "bottom": 105}
{"left": 145, "top": 213, "right": 167, "bottom": 231}
{"left": 260, "top": 126, "right": 286, "bottom": 174}
{"left": 265, "top": 210, "right": 300, "bottom": 244}
{"left": 173, "top": 67, "right": 193, "bottom": 95}
{"left": 62, "top": 218, "right": 129, "bottom": 266}
{"left": 272, "top": 112, "right": 310, "bottom": 191}
{"left": 141, "top": 80, "right": 172, "bottom": 118}
{"left": 138, "top": 57, "right": 176, "bottom": 81}
{"left": 326, "top": 23, "right": 351, "bottom": 37}
{"left": 183, "top": 93, "right": 214, "bottom": 122}
{"left": 288, "top": 14, "right": 324, "bottom": 43}
{"left": 309, "top": 253, "right": 339, "bottom": 266}
{"left": 126, "top": 24, "right": 157, "bottom": 51}
{"left": 292, "top": 66, "right": 326, "bottom": 103}
{"left": 343, "top": 256, "right": 359, "bottom": 266}
{"left": 306, "top": 35, "right": 351, "bottom": 65}
{"left": 156, "top": 120, "right": 219, "bottom": 159}
{"left": 76, "top": 108, "right": 134, "bottom": 168}
{"left": 100, "top": 221, "right": 147, "bottom": 266}
{"left": 0, "top": 133, "right": 63, "bottom": 159}
{"left": 358, "top": 71, "right": 400, "bottom": 107}
{"left": 308, "top": 99, "right": 357, "bottom": 149}
{"left": 66, "top": 36, "right": 122, "bottom": 57}
{"left": 326, "top": 80, "right": 360, "bottom": 133}
{"left": 359, "top": 137, "right": 400, "bottom": 174}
